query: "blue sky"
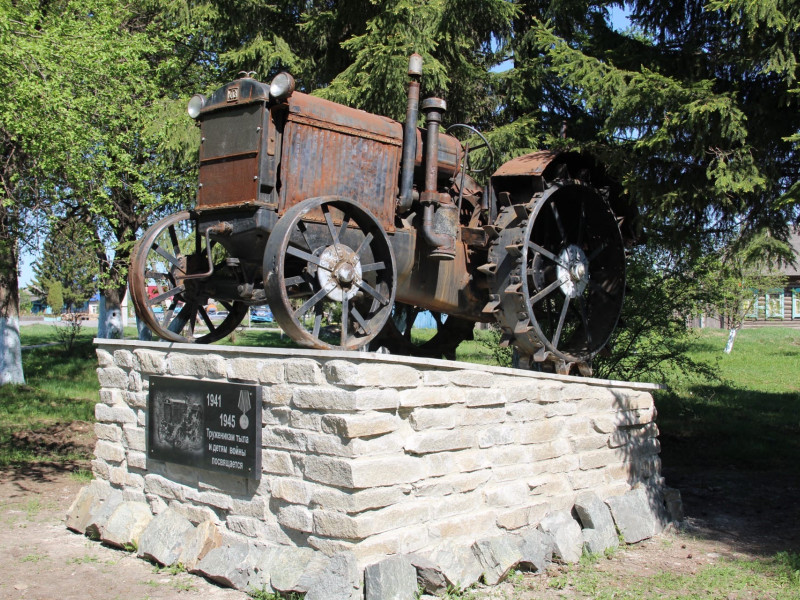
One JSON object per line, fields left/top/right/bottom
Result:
{"left": 20, "top": 248, "right": 35, "bottom": 287}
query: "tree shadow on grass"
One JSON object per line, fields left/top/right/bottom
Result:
{"left": 657, "top": 385, "right": 800, "bottom": 471}
{"left": 0, "top": 421, "right": 93, "bottom": 484}
{"left": 657, "top": 384, "right": 800, "bottom": 556}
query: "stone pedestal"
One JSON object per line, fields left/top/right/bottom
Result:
{"left": 71, "top": 340, "right": 674, "bottom": 598}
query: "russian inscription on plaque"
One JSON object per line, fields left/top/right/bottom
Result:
{"left": 148, "top": 376, "right": 262, "bottom": 479}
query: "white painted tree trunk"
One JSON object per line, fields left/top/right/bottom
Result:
{"left": 97, "top": 295, "right": 124, "bottom": 339}
{"left": 724, "top": 327, "right": 739, "bottom": 354}
{"left": 0, "top": 316, "right": 24, "bottom": 384}
{"left": 0, "top": 218, "right": 24, "bottom": 385}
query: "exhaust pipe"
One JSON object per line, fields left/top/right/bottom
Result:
{"left": 397, "top": 54, "right": 423, "bottom": 213}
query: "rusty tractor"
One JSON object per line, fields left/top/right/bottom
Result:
{"left": 129, "top": 55, "right": 629, "bottom": 375}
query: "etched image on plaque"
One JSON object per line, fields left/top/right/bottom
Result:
{"left": 156, "top": 395, "right": 203, "bottom": 453}
{"left": 148, "top": 376, "right": 262, "bottom": 479}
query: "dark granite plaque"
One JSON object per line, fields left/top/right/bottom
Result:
{"left": 148, "top": 376, "right": 262, "bottom": 479}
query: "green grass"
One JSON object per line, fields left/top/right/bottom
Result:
{"left": 248, "top": 590, "right": 304, "bottom": 600}
{"left": 535, "top": 552, "right": 800, "bottom": 599}
{"left": 154, "top": 563, "right": 185, "bottom": 575}
{"left": 69, "top": 468, "right": 94, "bottom": 483}
{"left": 20, "top": 553, "right": 45, "bottom": 562}
{"left": 655, "top": 327, "right": 800, "bottom": 471}
{"left": 0, "top": 329, "right": 100, "bottom": 466}
{"left": 223, "top": 327, "right": 305, "bottom": 349}
{"left": 67, "top": 555, "right": 100, "bottom": 565}
{"left": 223, "top": 325, "right": 500, "bottom": 366}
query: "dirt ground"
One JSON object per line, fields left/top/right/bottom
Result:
{"left": 1, "top": 424, "right": 798, "bottom": 600}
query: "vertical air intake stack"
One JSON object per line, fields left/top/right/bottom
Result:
{"left": 420, "top": 98, "right": 457, "bottom": 260}
{"left": 397, "top": 54, "right": 423, "bottom": 213}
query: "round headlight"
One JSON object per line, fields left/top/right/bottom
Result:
{"left": 187, "top": 94, "right": 206, "bottom": 119}
{"left": 269, "top": 73, "right": 296, "bottom": 101}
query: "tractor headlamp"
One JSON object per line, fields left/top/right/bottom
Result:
{"left": 187, "top": 94, "right": 206, "bottom": 119}
{"left": 269, "top": 73, "right": 295, "bottom": 101}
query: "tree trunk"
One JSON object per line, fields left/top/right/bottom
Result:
{"left": 724, "top": 327, "right": 739, "bottom": 354}
{"left": 136, "top": 315, "right": 152, "bottom": 341}
{"left": 97, "top": 287, "right": 125, "bottom": 339}
{"left": 0, "top": 225, "right": 24, "bottom": 384}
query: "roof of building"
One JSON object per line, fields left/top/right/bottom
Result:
{"left": 781, "top": 228, "right": 800, "bottom": 277}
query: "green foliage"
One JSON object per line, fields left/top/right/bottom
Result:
{"left": 475, "top": 326, "right": 513, "bottom": 368}
{"left": 1, "top": 0, "right": 204, "bottom": 341}
{"left": 46, "top": 282, "right": 63, "bottom": 315}
{"left": 317, "top": 0, "right": 449, "bottom": 120}
{"left": 195, "top": 0, "right": 516, "bottom": 124}
{"left": 774, "top": 551, "right": 800, "bottom": 585}
{"left": 699, "top": 230, "right": 792, "bottom": 331}
{"left": 704, "top": 0, "right": 799, "bottom": 79}
{"left": 594, "top": 244, "right": 718, "bottom": 383}
{"left": 123, "top": 541, "right": 138, "bottom": 553}
{"left": 313, "top": 0, "right": 517, "bottom": 122}
{"left": 580, "top": 550, "right": 603, "bottom": 566}
{"left": 526, "top": 1, "right": 798, "bottom": 246}
{"left": 155, "top": 562, "right": 185, "bottom": 575}
{"left": 33, "top": 218, "right": 97, "bottom": 312}
{"left": 531, "top": 21, "right": 769, "bottom": 240}
{"left": 604, "top": 545, "right": 618, "bottom": 559}
{"left": 18, "top": 288, "right": 34, "bottom": 315}
{"left": 52, "top": 319, "right": 84, "bottom": 354}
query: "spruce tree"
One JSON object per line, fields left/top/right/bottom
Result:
{"left": 32, "top": 219, "right": 98, "bottom": 313}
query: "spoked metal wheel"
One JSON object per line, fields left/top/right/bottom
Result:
{"left": 371, "top": 304, "right": 475, "bottom": 359}
{"left": 516, "top": 182, "right": 625, "bottom": 368}
{"left": 445, "top": 124, "right": 495, "bottom": 174}
{"left": 129, "top": 211, "right": 248, "bottom": 343}
{"left": 263, "top": 197, "right": 396, "bottom": 350}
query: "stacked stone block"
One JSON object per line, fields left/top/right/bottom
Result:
{"left": 85, "top": 339, "right": 670, "bottom": 594}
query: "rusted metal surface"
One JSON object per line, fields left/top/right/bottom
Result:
{"left": 199, "top": 78, "right": 269, "bottom": 115}
{"left": 492, "top": 150, "right": 558, "bottom": 177}
{"left": 413, "top": 129, "right": 463, "bottom": 182}
{"left": 263, "top": 197, "right": 396, "bottom": 350}
{"left": 198, "top": 157, "right": 259, "bottom": 208}
{"left": 394, "top": 234, "right": 488, "bottom": 320}
{"left": 129, "top": 211, "right": 251, "bottom": 344}
{"left": 398, "top": 61, "right": 421, "bottom": 211}
{"left": 459, "top": 226, "right": 488, "bottom": 247}
{"left": 198, "top": 103, "right": 265, "bottom": 208}
{"left": 280, "top": 93, "right": 401, "bottom": 231}
{"left": 201, "top": 104, "right": 263, "bottom": 159}
{"left": 288, "top": 92, "right": 402, "bottom": 142}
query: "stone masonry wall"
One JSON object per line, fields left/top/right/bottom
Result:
{"left": 92, "top": 339, "right": 662, "bottom": 571}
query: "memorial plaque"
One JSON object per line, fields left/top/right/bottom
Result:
{"left": 148, "top": 376, "right": 262, "bottom": 479}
